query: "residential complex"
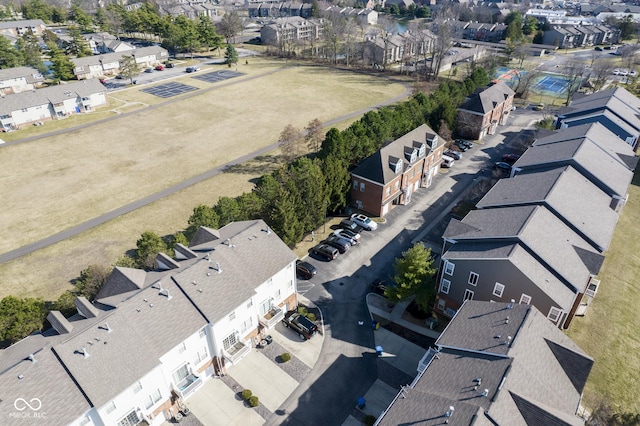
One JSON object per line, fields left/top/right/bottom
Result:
{"left": 437, "top": 88, "right": 638, "bottom": 329}
{"left": 0, "top": 220, "right": 298, "bottom": 426}
{"left": 350, "top": 124, "right": 446, "bottom": 217}
{"left": 457, "top": 82, "right": 515, "bottom": 141}
{"left": 376, "top": 300, "right": 593, "bottom": 425}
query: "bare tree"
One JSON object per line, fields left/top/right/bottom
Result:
{"left": 323, "top": 15, "right": 346, "bottom": 64}
{"left": 279, "top": 124, "right": 302, "bottom": 163}
{"left": 305, "top": 119, "right": 324, "bottom": 153}
{"left": 564, "top": 59, "right": 587, "bottom": 106}
{"left": 217, "top": 10, "right": 243, "bottom": 44}
{"left": 376, "top": 16, "right": 397, "bottom": 71}
{"left": 407, "top": 22, "right": 436, "bottom": 79}
{"left": 591, "top": 58, "right": 615, "bottom": 91}
{"left": 432, "top": 23, "right": 452, "bottom": 80}
{"left": 513, "top": 67, "right": 542, "bottom": 99}
{"left": 343, "top": 18, "right": 360, "bottom": 68}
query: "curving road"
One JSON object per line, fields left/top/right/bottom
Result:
{"left": 0, "top": 66, "right": 412, "bottom": 264}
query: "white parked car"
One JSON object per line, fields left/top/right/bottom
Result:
{"left": 613, "top": 69, "right": 621, "bottom": 75}
{"left": 630, "top": 70, "right": 637, "bottom": 76}
{"left": 350, "top": 213, "right": 377, "bottom": 231}
{"left": 620, "top": 69, "right": 629, "bottom": 76}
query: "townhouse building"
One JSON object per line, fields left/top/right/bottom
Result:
{"left": 376, "top": 300, "right": 593, "bottom": 426}
{"left": 0, "top": 19, "right": 46, "bottom": 38}
{"left": 456, "top": 82, "right": 515, "bottom": 141}
{"left": 260, "top": 16, "right": 325, "bottom": 46}
{"left": 436, "top": 90, "right": 638, "bottom": 329}
{"left": 0, "top": 66, "right": 45, "bottom": 95}
{"left": 0, "top": 79, "right": 107, "bottom": 132}
{"left": 72, "top": 46, "right": 169, "bottom": 81}
{"left": 0, "top": 219, "right": 299, "bottom": 426}
{"left": 350, "top": 124, "right": 446, "bottom": 217}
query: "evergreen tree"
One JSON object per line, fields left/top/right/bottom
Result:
{"left": 0, "top": 296, "right": 46, "bottom": 343}
{"left": 0, "top": 36, "right": 23, "bottom": 69}
{"left": 136, "top": 231, "right": 167, "bottom": 270}
{"left": 224, "top": 44, "right": 239, "bottom": 67}
{"left": 386, "top": 243, "right": 437, "bottom": 311}
{"left": 49, "top": 48, "right": 75, "bottom": 81}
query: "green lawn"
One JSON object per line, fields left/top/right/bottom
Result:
{"left": 567, "top": 171, "right": 640, "bottom": 415}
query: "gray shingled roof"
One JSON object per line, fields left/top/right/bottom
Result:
{"left": 53, "top": 279, "right": 206, "bottom": 408}
{"left": 458, "top": 82, "right": 514, "bottom": 115}
{"left": 0, "top": 349, "right": 92, "bottom": 426}
{"left": 443, "top": 241, "right": 577, "bottom": 309}
{"left": 175, "top": 220, "right": 298, "bottom": 324}
{"left": 476, "top": 166, "right": 619, "bottom": 252}
{"left": 558, "top": 94, "right": 640, "bottom": 129}
{"left": 0, "top": 19, "right": 45, "bottom": 30}
{"left": 559, "top": 108, "right": 638, "bottom": 140}
{"left": 444, "top": 205, "right": 603, "bottom": 292}
{"left": 0, "top": 79, "right": 106, "bottom": 116}
{"left": 350, "top": 124, "right": 440, "bottom": 185}
{"left": 570, "top": 86, "right": 640, "bottom": 111}
{"left": 0, "top": 66, "right": 44, "bottom": 84}
{"left": 379, "top": 301, "right": 591, "bottom": 426}
{"left": 533, "top": 122, "right": 638, "bottom": 171}
{"left": 514, "top": 136, "right": 634, "bottom": 198}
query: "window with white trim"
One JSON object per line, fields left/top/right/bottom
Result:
{"left": 222, "top": 333, "right": 238, "bottom": 351}
{"left": 228, "top": 311, "right": 236, "bottom": 321}
{"left": 519, "top": 294, "right": 531, "bottom": 305}
{"left": 105, "top": 401, "right": 116, "bottom": 414}
{"left": 144, "top": 388, "right": 162, "bottom": 409}
{"left": 172, "top": 364, "right": 189, "bottom": 384}
{"left": 444, "top": 261, "right": 455, "bottom": 276}
{"left": 194, "top": 346, "right": 208, "bottom": 364}
{"left": 274, "top": 289, "right": 281, "bottom": 299}
{"left": 468, "top": 272, "right": 479, "bottom": 286}
{"left": 493, "top": 282, "right": 505, "bottom": 298}
{"left": 79, "top": 417, "right": 91, "bottom": 426}
{"left": 117, "top": 410, "right": 140, "bottom": 426}
{"left": 240, "top": 316, "right": 254, "bottom": 333}
{"left": 548, "top": 307, "right": 563, "bottom": 323}
{"left": 199, "top": 327, "right": 206, "bottom": 338}
{"left": 386, "top": 187, "right": 390, "bottom": 196}
{"left": 464, "top": 289, "right": 474, "bottom": 301}
{"left": 353, "top": 180, "right": 358, "bottom": 189}
{"left": 439, "top": 279, "right": 451, "bottom": 294}
{"left": 437, "top": 299, "right": 446, "bottom": 311}
{"left": 132, "top": 381, "right": 142, "bottom": 393}
{"left": 395, "top": 180, "right": 400, "bottom": 189}
{"left": 360, "top": 182, "right": 365, "bottom": 192}
{"left": 178, "top": 342, "right": 186, "bottom": 353}
{"left": 246, "top": 300, "right": 253, "bottom": 309}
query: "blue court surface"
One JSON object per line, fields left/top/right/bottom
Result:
{"left": 141, "top": 82, "right": 198, "bottom": 98}
{"left": 532, "top": 75, "right": 570, "bottom": 95}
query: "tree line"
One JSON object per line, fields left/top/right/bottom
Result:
{"left": 0, "top": 66, "right": 489, "bottom": 345}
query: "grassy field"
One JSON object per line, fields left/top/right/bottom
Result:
{"left": 0, "top": 57, "right": 407, "bottom": 300}
{"left": 567, "top": 172, "right": 640, "bottom": 415}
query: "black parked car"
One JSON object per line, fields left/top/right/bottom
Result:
{"left": 310, "top": 243, "right": 338, "bottom": 261}
{"left": 282, "top": 310, "right": 318, "bottom": 340}
{"left": 296, "top": 260, "right": 317, "bottom": 280}
{"left": 339, "top": 218, "right": 364, "bottom": 234}
{"left": 444, "top": 149, "right": 462, "bottom": 160}
{"left": 323, "top": 234, "right": 351, "bottom": 254}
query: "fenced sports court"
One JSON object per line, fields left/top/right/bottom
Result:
{"left": 493, "top": 67, "right": 572, "bottom": 96}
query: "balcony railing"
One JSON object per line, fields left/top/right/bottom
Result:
{"left": 259, "top": 306, "right": 285, "bottom": 329}
{"left": 223, "top": 341, "right": 251, "bottom": 364}
{"left": 175, "top": 374, "right": 202, "bottom": 399}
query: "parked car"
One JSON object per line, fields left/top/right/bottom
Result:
{"left": 332, "top": 229, "right": 359, "bottom": 245}
{"left": 340, "top": 218, "right": 364, "bottom": 233}
{"left": 444, "top": 149, "right": 462, "bottom": 160}
{"left": 282, "top": 310, "right": 318, "bottom": 340}
{"left": 453, "top": 140, "right": 470, "bottom": 151}
{"left": 323, "top": 234, "right": 351, "bottom": 254}
{"left": 144, "top": 68, "right": 154, "bottom": 73}
{"left": 350, "top": 213, "right": 377, "bottom": 231}
{"left": 595, "top": 46, "right": 603, "bottom": 51}
{"left": 310, "top": 243, "right": 338, "bottom": 261}
{"left": 534, "top": 103, "right": 545, "bottom": 111}
{"left": 455, "top": 139, "right": 473, "bottom": 148}
{"left": 186, "top": 66, "right": 199, "bottom": 73}
{"left": 631, "top": 70, "right": 637, "bottom": 76}
{"left": 296, "top": 260, "right": 317, "bottom": 280}
{"left": 441, "top": 155, "right": 455, "bottom": 168}
{"left": 333, "top": 228, "right": 361, "bottom": 242}
{"left": 494, "top": 161, "right": 512, "bottom": 172}
{"left": 155, "top": 64, "right": 164, "bottom": 71}
{"left": 502, "top": 153, "right": 521, "bottom": 164}
{"left": 166, "top": 62, "right": 175, "bottom": 68}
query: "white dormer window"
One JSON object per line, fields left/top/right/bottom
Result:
{"left": 418, "top": 143, "right": 426, "bottom": 157}
{"left": 394, "top": 159, "right": 402, "bottom": 173}
{"left": 409, "top": 149, "right": 417, "bottom": 163}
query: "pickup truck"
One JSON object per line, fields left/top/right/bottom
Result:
{"left": 282, "top": 310, "right": 318, "bottom": 340}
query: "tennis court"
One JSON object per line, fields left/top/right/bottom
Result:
{"left": 191, "top": 70, "right": 243, "bottom": 84}
{"left": 532, "top": 74, "right": 570, "bottom": 95}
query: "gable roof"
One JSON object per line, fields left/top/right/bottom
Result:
{"left": 0, "top": 66, "right": 44, "bottom": 84}
{"left": 514, "top": 135, "right": 634, "bottom": 198}
{"left": 378, "top": 301, "right": 592, "bottom": 426}
{"left": 174, "top": 219, "right": 298, "bottom": 324}
{"left": 533, "top": 122, "right": 638, "bottom": 171}
{"left": 459, "top": 82, "right": 514, "bottom": 115}
{"left": 52, "top": 279, "right": 206, "bottom": 408}
{"left": 558, "top": 109, "right": 638, "bottom": 143}
{"left": 350, "top": 124, "right": 440, "bottom": 185}
{"left": 476, "top": 166, "right": 619, "bottom": 252}
{"left": 444, "top": 205, "right": 604, "bottom": 291}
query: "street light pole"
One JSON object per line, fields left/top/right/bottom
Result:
{"left": 323, "top": 201, "right": 327, "bottom": 234}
